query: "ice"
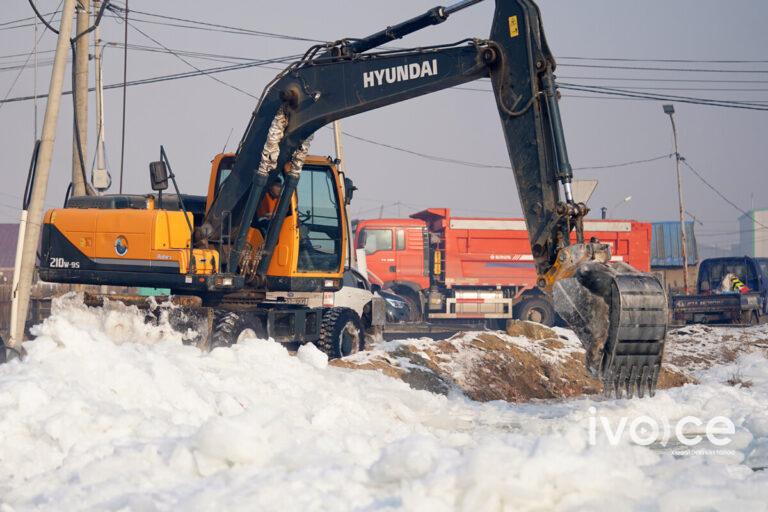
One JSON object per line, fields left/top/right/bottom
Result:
{"left": 0, "top": 295, "right": 766, "bottom": 511}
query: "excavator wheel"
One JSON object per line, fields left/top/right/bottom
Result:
{"left": 315, "top": 307, "right": 364, "bottom": 359}
{"left": 207, "top": 310, "right": 261, "bottom": 351}
{"left": 553, "top": 261, "right": 667, "bottom": 399}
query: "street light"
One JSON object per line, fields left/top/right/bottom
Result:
{"left": 602, "top": 196, "right": 632, "bottom": 219}
{"left": 612, "top": 195, "right": 633, "bottom": 211}
{"left": 663, "top": 104, "right": 690, "bottom": 295}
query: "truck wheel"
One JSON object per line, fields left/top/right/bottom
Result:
{"left": 742, "top": 310, "right": 760, "bottom": 326}
{"left": 516, "top": 297, "right": 555, "bottom": 327}
{"left": 316, "top": 308, "right": 363, "bottom": 359}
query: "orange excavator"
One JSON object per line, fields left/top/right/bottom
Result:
{"left": 34, "top": 0, "right": 666, "bottom": 397}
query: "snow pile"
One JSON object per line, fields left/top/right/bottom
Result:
{"left": 666, "top": 323, "right": 768, "bottom": 374}
{"left": 0, "top": 296, "right": 767, "bottom": 511}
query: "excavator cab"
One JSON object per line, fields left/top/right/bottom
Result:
{"left": 205, "top": 153, "right": 348, "bottom": 284}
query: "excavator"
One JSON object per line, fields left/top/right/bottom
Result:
{"left": 32, "top": 0, "right": 667, "bottom": 397}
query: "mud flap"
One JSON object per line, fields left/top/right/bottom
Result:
{"left": 553, "top": 262, "right": 667, "bottom": 398}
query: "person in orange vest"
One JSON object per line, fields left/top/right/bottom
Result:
{"left": 253, "top": 174, "right": 283, "bottom": 236}
{"left": 257, "top": 174, "right": 283, "bottom": 221}
{"left": 722, "top": 273, "right": 751, "bottom": 294}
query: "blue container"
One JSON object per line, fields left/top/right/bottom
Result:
{"left": 651, "top": 221, "right": 698, "bottom": 268}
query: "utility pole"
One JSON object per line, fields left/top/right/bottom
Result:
{"left": 663, "top": 104, "right": 689, "bottom": 295}
{"left": 8, "top": 0, "right": 77, "bottom": 352}
{"left": 71, "top": 0, "right": 89, "bottom": 197}
{"left": 119, "top": 0, "right": 129, "bottom": 193}
{"left": 92, "top": 0, "right": 109, "bottom": 192}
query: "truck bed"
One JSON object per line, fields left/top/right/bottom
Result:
{"left": 671, "top": 292, "right": 761, "bottom": 325}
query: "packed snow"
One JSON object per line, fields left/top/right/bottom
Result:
{"left": 0, "top": 295, "right": 767, "bottom": 511}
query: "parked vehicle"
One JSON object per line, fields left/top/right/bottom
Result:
{"left": 355, "top": 208, "right": 652, "bottom": 327}
{"left": 671, "top": 257, "right": 767, "bottom": 325}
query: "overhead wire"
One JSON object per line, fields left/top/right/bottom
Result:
{"left": 559, "top": 56, "right": 768, "bottom": 64}
{"left": 107, "top": 4, "right": 261, "bottom": 100}
{"left": 679, "top": 158, "right": 768, "bottom": 231}
{"left": 0, "top": 1, "right": 63, "bottom": 114}
{"left": 104, "top": 4, "right": 325, "bottom": 43}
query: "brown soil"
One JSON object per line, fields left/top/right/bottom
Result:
{"left": 332, "top": 321, "right": 693, "bottom": 403}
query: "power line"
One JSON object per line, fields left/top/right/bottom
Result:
{"left": 0, "top": 2, "right": 62, "bottom": 114}
{"left": 574, "top": 154, "right": 674, "bottom": 170}
{"left": 105, "top": 4, "right": 324, "bottom": 43}
{"left": 0, "top": 55, "right": 298, "bottom": 105}
{"left": 559, "top": 56, "right": 768, "bottom": 64}
{"left": 559, "top": 63, "right": 768, "bottom": 74}
{"left": 680, "top": 158, "right": 768, "bottom": 231}
{"left": 559, "top": 76, "right": 768, "bottom": 84}
{"left": 560, "top": 82, "right": 768, "bottom": 107}
{"left": 560, "top": 84, "right": 768, "bottom": 111}
{"left": 115, "top": 9, "right": 261, "bottom": 100}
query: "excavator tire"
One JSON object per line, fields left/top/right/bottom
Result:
{"left": 315, "top": 307, "right": 363, "bottom": 359}
{"left": 207, "top": 310, "right": 261, "bottom": 351}
{"left": 553, "top": 262, "right": 667, "bottom": 398}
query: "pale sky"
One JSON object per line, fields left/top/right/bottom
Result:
{"left": 1, "top": 1, "right": 767, "bottom": 252}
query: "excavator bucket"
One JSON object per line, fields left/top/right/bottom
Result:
{"left": 552, "top": 257, "right": 667, "bottom": 398}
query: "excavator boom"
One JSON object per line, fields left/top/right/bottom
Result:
{"left": 199, "top": 0, "right": 667, "bottom": 397}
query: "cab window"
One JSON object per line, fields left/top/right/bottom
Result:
{"left": 396, "top": 229, "right": 406, "bottom": 251}
{"left": 296, "top": 165, "right": 343, "bottom": 273}
{"left": 213, "top": 156, "right": 235, "bottom": 201}
{"left": 358, "top": 229, "right": 393, "bottom": 255}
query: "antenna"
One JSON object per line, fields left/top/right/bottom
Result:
{"left": 220, "top": 127, "right": 235, "bottom": 154}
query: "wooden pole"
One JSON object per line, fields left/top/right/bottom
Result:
{"left": 8, "top": 0, "right": 77, "bottom": 351}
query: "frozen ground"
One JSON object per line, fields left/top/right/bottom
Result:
{"left": 0, "top": 295, "right": 767, "bottom": 511}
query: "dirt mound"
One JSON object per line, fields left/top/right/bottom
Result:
{"left": 333, "top": 321, "right": 690, "bottom": 402}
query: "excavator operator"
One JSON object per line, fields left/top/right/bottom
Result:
{"left": 254, "top": 174, "right": 283, "bottom": 233}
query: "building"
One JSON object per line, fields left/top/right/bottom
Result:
{"left": 739, "top": 208, "right": 768, "bottom": 258}
{"left": 651, "top": 221, "right": 698, "bottom": 294}
{"left": 0, "top": 223, "right": 19, "bottom": 284}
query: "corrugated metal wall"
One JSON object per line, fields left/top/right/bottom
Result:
{"left": 651, "top": 221, "right": 698, "bottom": 268}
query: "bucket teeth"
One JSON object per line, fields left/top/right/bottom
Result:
{"left": 638, "top": 366, "right": 649, "bottom": 398}
{"left": 553, "top": 261, "right": 667, "bottom": 400}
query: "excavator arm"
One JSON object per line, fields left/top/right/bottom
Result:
{"left": 201, "top": 0, "right": 667, "bottom": 397}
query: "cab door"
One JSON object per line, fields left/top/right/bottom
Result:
{"left": 394, "top": 227, "right": 430, "bottom": 289}
{"left": 357, "top": 227, "right": 396, "bottom": 283}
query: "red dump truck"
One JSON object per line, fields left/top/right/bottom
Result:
{"left": 355, "top": 208, "right": 651, "bottom": 326}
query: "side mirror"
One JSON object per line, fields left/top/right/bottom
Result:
{"left": 149, "top": 161, "right": 169, "bottom": 191}
{"left": 344, "top": 177, "right": 357, "bottom": 205}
